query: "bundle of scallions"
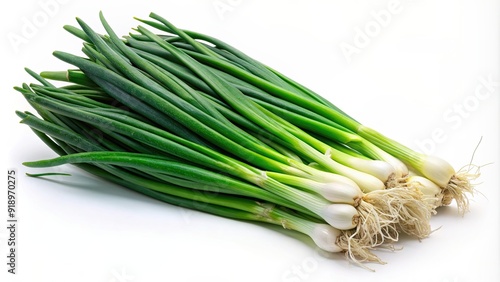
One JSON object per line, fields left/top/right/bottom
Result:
{"left": 14, "top": 12, "right": 478, "bottom": 266}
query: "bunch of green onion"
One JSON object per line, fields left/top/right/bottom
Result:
{"left": 14, "top": 12, "right": 478, "bottom": 266}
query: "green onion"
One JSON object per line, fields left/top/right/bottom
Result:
{"left": 13, "top": 11, "right": 478, "bottom": 267}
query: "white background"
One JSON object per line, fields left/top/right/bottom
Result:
{"left": 1, "top": 0, "right": 499, "bottom": 281}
